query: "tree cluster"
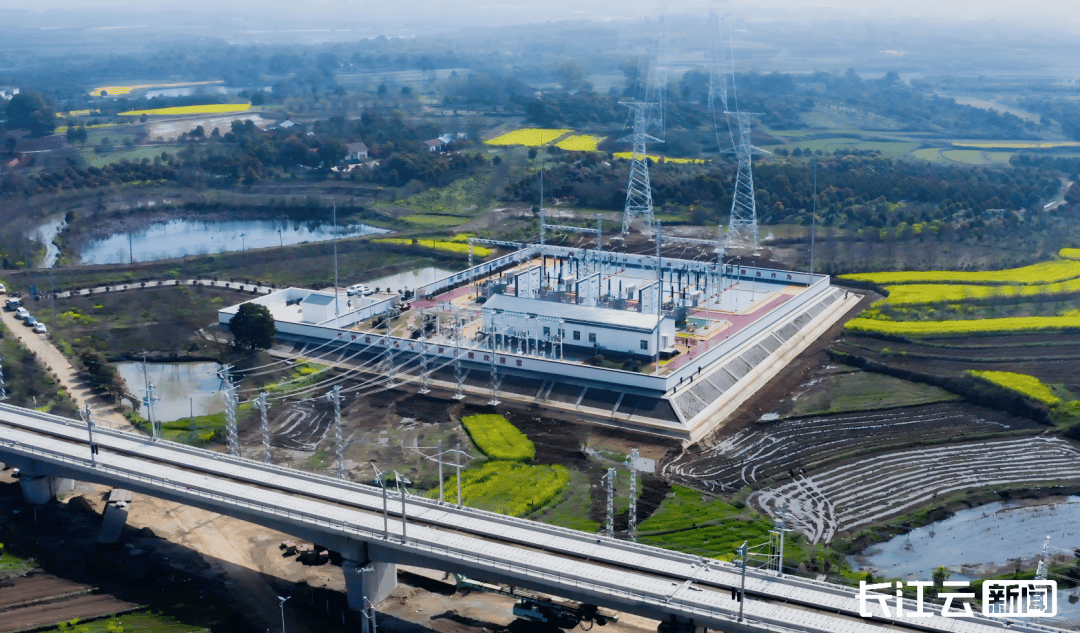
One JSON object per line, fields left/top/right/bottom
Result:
{"left": 502, "top": 149, "right": 1063, "bottom": 241}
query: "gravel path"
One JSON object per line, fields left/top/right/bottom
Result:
{"left": 0, "top": 303, "right": 130, "bottom": 430}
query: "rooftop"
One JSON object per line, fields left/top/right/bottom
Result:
{"left": 301, "top": 293, "right": 337, "bottom": 306}
{"left": 482, "top": 293, "right": 663, "bottom": 333}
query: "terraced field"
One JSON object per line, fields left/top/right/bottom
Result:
{"left": 836, "top": 332, "right": 1080, "bottom": 392}
{"left": 752, "top": 436, "right": 1080, "bottom": 543}
{"left": 661, "top": 402, "right": 1039, "bottom": 494}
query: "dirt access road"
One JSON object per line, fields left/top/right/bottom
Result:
{"left": 0, "top": 301, "right": 316, "bottom": 632}
{"left": 0, "top": 303, "right": 131, "bottom": 430}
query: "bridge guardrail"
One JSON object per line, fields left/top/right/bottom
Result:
{"left": 0, "top": 434, "right": 771, "bottom": 630}
{"left": 0, "top": 431, "right": 1056, "bottom": 633}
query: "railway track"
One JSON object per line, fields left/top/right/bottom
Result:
{"left": 0, "top": 404, "right": 1064, "bottom": 633}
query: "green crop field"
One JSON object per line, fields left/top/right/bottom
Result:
{"left": 789, "top": 370, "right": 959, "bottom": 416}
{"left": 531, "top": 467, "right": 601, "bottom": 533}
{"left": 81, "top": 145, "right": 177, "bottom": 168}
{"left": 638, "top": 486, "right": 803, "bottom": 562}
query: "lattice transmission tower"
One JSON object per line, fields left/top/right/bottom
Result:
{"left": 709, "top": 9, "right": 767, "bottom": 252}
{"left": 620, "top": 23, "right": 667, "bottom": 234}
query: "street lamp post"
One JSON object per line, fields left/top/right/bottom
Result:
{"left": 277, "top": 595, "right": 290, "bottom": 633}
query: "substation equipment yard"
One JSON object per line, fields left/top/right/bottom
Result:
{"left": 219, "top": 243, "right": 860, "bottom": 443}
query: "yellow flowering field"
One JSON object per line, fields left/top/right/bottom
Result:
{"left": 877, "top": 279, "right": 1078, "bottom": 306}
{"left": 1060, "top": 248, "right": 1080, "bottom": 261}
{"left": 841, "top": 259, "right": 1080, "bottom": 286}
{"left": 119, "top": 104, "right": 251, "bottom": 116}
{"left": 433, "top": 461, "right": 569, "bottom": 516}
{"left": 555, "top": 134, "right": 604, "bottom": 151}
{"left": 484, "top": 128, "right": 570, "bottom": 146}
{"left": 968, "top": 370, "right": 1062, "bottom": 406}
{"left": 612, "top": 152, "right": 707, "bottom": 164}
{"left": 845, "top": 315, "right": 1080, "bottom": 337}
{"left": 373, "top": 238, "right": 491, "bottom": 257}
{"left": 92, "top": 85, "right": 140, "bottom": 96}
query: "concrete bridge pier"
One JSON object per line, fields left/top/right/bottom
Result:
{"left": 343, "top": 555, "right": 397, "bottom": 633}
{"left": 19, "top": 474, "right": 74, "bottom": 504}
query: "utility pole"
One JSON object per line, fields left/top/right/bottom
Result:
{"left": 241, "top": 233, "right": 246, "bottom": 252}
{"left": 256, "top": 392, "right": 272, "bottom": 463}
{"left": 140, "top": 355, "right": 159, "bottom": 439}
{"left": 129, "top": 234, "right": 134, "bottom": 264}
{"left": 453, "top": 317, "right": 465, "bottom": 400}
{"left": 654, "top": 224, "right": 663, "bottom": 375}
{"left": 362, "top": 597, "right": 378, "bottom": 633}
{"left": 810, "top": 162, "right": 817, "bottom": 276}
{"left": 372, "top": 464, "right": 389, "bottom": 538}
{"left": 737, "top": 541, "right": 748, "bottom": 622}
{"left": 437, "top": 440, "right": 444, "bottom": 503}
{"left": 82, "top": 404, "right": 98, "bottom": 467}
{"left": 0, "top": 342, "right": 6, "bottom": 400}
{"left": 189, "top": 396, "right": 196, "bottom": 440}
{"left": 626, "top": 449, "right": 639, "bottom": 542}
{"left": 772, "top": 502, "right": 789, "bottom": 577}
{"left": 455, "top": 442, "right": 463, "bottom": 508}
{"left": 602, "top": 468, "right": 616, "bottom": 538}
{"left": 326, "top": 386, "right": 345, "bottom": 479}
{"left": 418, "top": 310, "right": 430, "bottom": 395}
{"left": 394, "top": 471, "right": 410, "bottom": 542}
{"left": 219, "top": 365, "right": 238, "bottom": 456}
{"left": 333, "top": 199, "right": 340, "bottom": 318}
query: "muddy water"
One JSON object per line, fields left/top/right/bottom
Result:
{"left": 849, "top": 497, "right": 1080, "bottom": 583}
{"left": 77, "top": 219, "right": 389, "bottom": 265}
{"left": 117, "top": 361, "right": 224, "bottom": 422}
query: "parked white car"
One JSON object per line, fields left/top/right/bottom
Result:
{"left": 15, "top": 307, "right": 29, "bottom": 320}
{"left": 33, "top": 322, "right": 47, "bottom": 334}
{"left": 346, "top": 284, "right": 373, "bottom": 296}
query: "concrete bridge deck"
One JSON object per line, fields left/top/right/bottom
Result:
{"left": 0, "top": 403, "right": 1062, "bottom": 633}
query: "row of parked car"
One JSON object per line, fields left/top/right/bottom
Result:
{"left": 4, "top": 296, "right": 47, "bottom": 334}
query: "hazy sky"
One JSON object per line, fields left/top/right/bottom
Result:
{"left": 3, "top": 0, "right": 1078, "bottom": 26}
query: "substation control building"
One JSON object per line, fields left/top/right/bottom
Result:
{"left": 220, "top": 243, "right": 860, "bottom": 443}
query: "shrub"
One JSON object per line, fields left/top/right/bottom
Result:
{"left": 461, "top": 414, "right": 535, "bottom": 461}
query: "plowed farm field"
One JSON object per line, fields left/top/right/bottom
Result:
{"left": 661, "top": 402, "right": 1041, "bottom": 495}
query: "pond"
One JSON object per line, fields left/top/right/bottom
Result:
{"left": 31, "top": 218, "right": 66, "bottom": 268}
{"left": 363, "top": 267, "right": 457, "bottom": 293}
{"left": 117, "top": 361, "right": 224, "bottom": 423}
{"left": 849, "top": 497, "right": 1080, "bottom": 583}
{"left": 77, "top": 218, "right": 389, "bottom": 265}
{"left": 143, "top": 85, "right": 269, "bottom": 98}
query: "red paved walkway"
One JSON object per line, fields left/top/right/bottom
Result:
{"left": 666, "top": 293, "right": 793, "bottom": 371}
